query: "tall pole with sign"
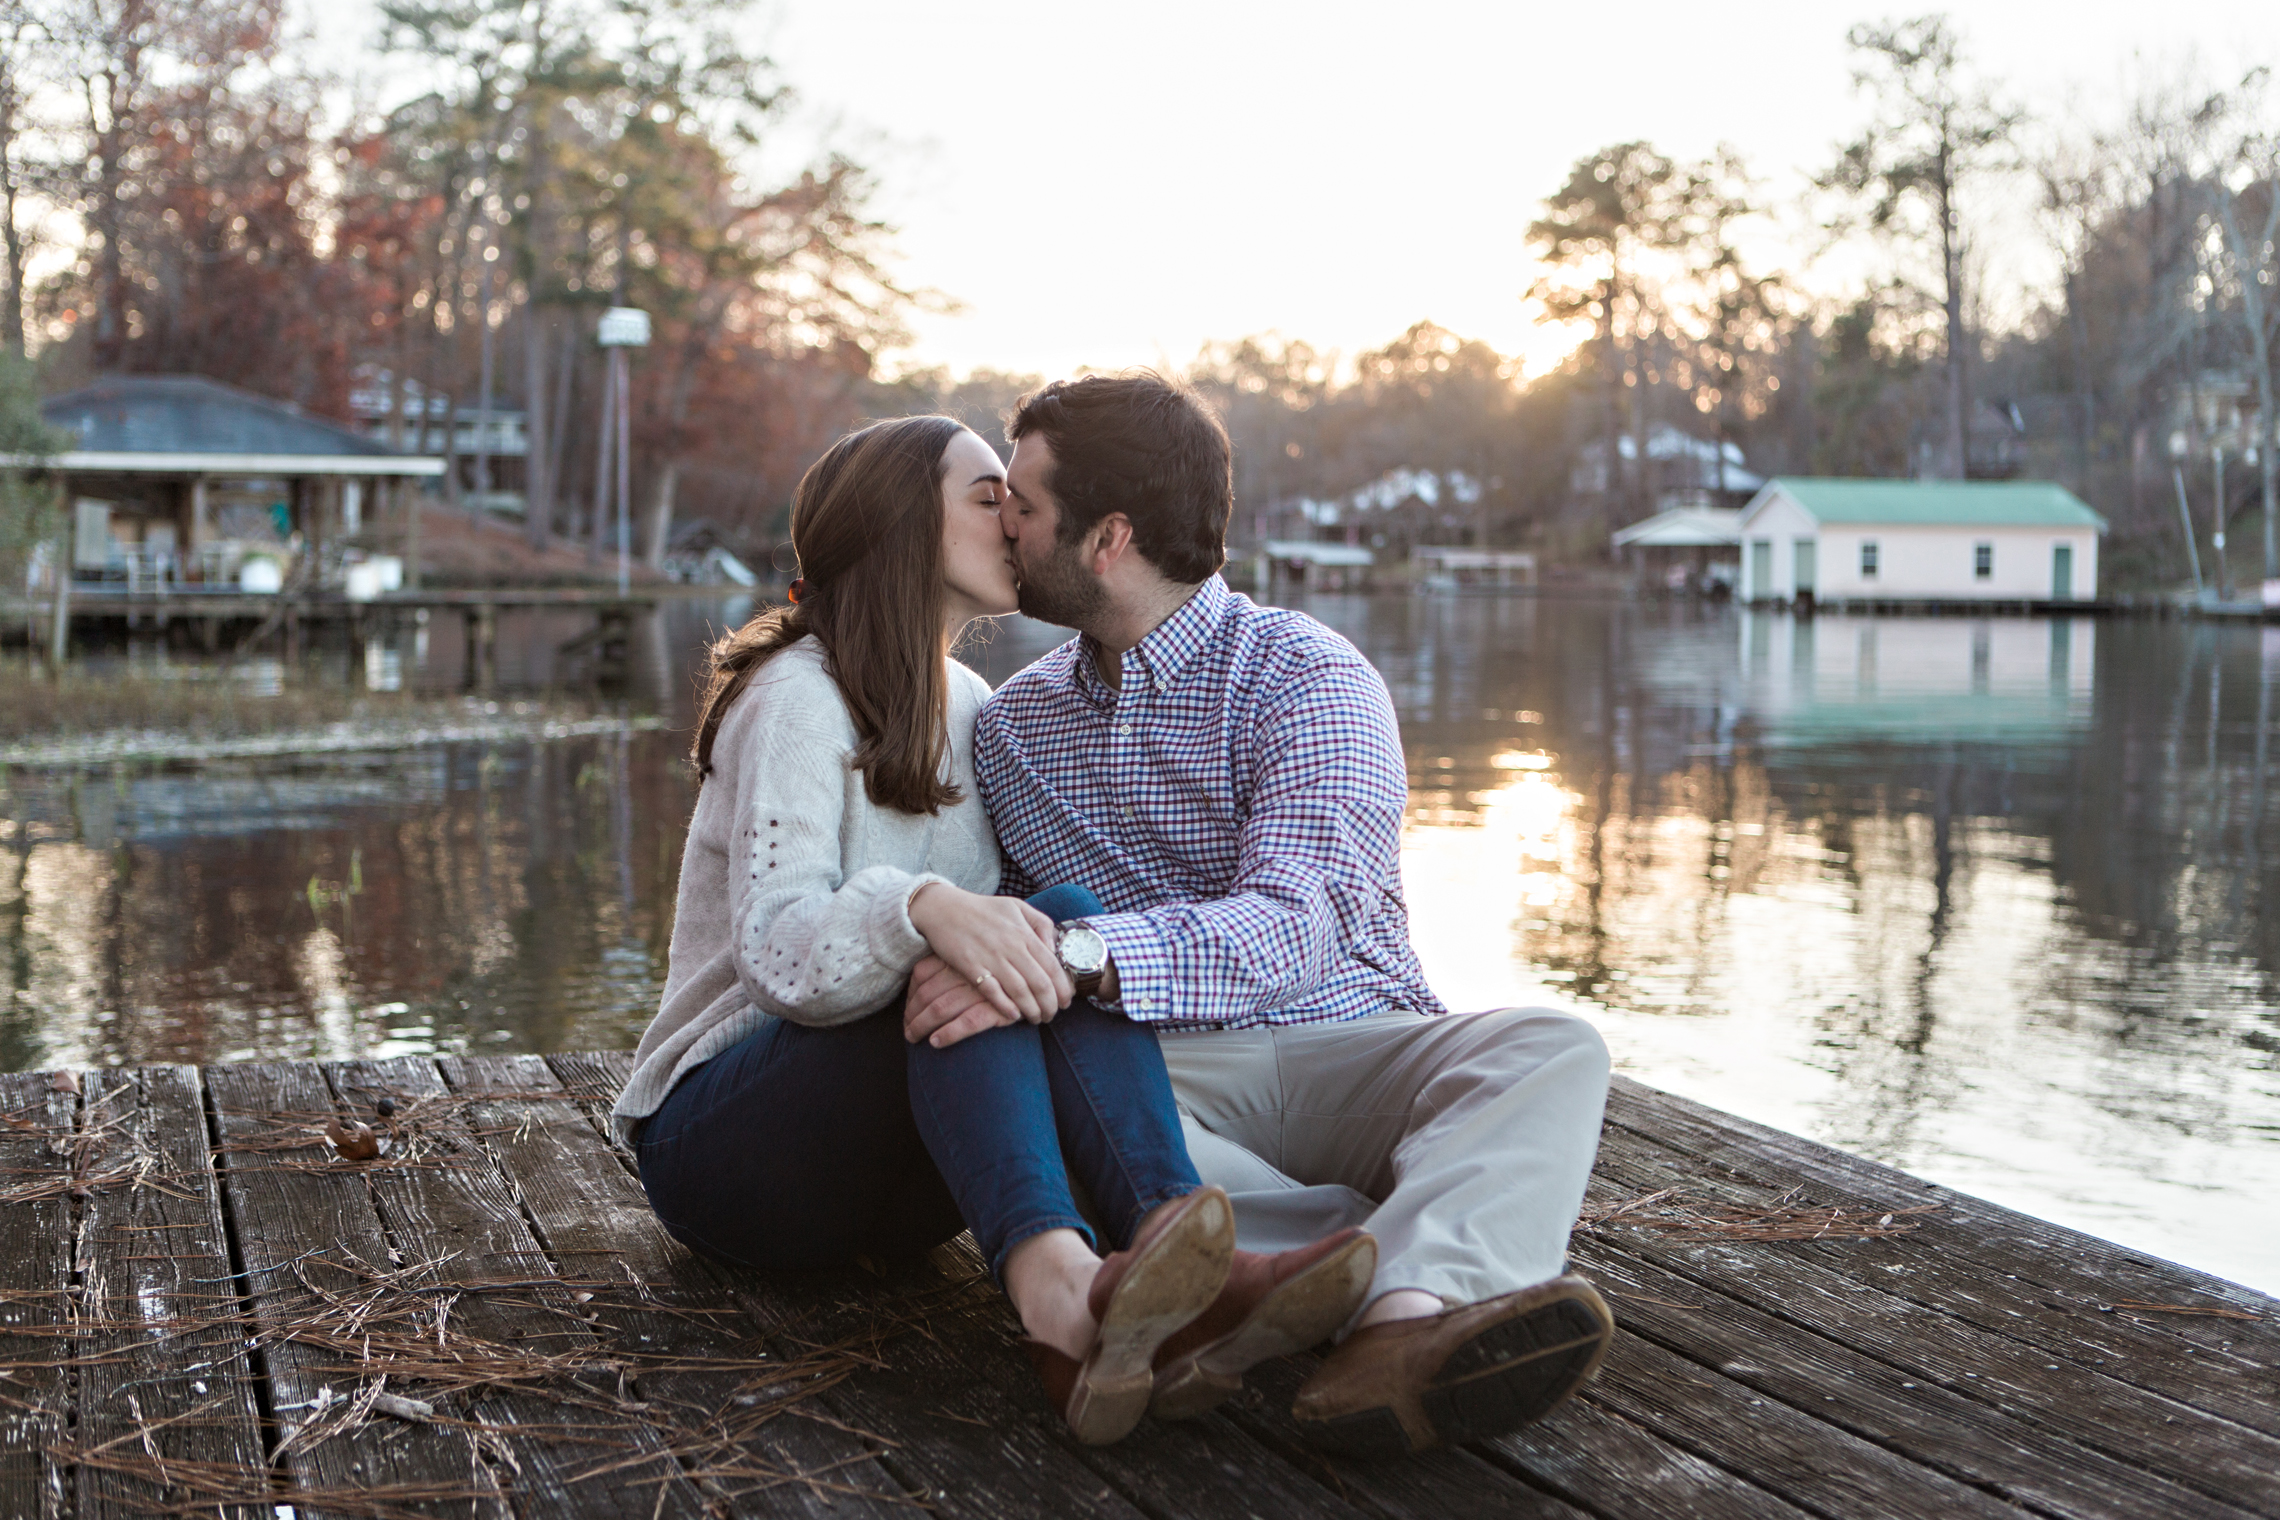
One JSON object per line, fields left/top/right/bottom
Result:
{"left": 596, "top": 307, "right": 651, "bottom": 596}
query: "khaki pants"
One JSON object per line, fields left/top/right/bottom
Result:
{"left": 1157, "top": 1008, "right": 1609, "bottom": 1318}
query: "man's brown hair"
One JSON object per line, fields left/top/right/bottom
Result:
{"left": 1006, "top": 372, "right": 1231, "bottom": 583}
{"left": 692, "top": 415, "right": 964, "bottom": 815}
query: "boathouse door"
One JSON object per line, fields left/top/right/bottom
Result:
{"left": 2052, "top": 543, "right": 2074, "bottom": 601}
{"left": 1792, "top": 538, "right": 1817, "bottom": 595}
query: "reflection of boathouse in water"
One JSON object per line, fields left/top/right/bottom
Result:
{"left": 1738, "top": 609, "right": 2096, "bottom": 747}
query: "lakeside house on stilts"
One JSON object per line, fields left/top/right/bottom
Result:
{"left": 1735, "top": 478, "right": 2108, "bottom": 606}
{"left": 38, "top": 374, "right": 444, "bottom": 594}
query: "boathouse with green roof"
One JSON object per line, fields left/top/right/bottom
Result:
{"left": 1736, "top": 478, "right": 2108, "bottom": 604}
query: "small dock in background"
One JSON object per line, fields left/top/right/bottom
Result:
{"left": 0, "top": 1053, "right": 2270, "bottom": 1519}
{"left": 9, "top": 587, "right": 679, "bottom": 689}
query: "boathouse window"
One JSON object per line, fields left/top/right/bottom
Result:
{"left": 1859, "top": 540, "right": 1879, "bottom": 579}
{"left": 1974, "top": 542, "right": 1993, "bottom": 579}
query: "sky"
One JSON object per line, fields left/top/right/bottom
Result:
{"left": 311, "top": 0, "right": 2280, "bottom": 381}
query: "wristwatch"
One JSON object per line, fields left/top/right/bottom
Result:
{"left": 1054, "top": 921, "right": 1110, "bottom": 1000}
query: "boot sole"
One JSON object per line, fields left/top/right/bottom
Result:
{"left": 1297, "top": 1282, "right": 1614, "bottom": 1459}
{"left": 1149, "top": 1233, "right": 1379, "bottom": 1421}
{"left": 1066, "top": 1188, "right": 1235, "bottom": 1444}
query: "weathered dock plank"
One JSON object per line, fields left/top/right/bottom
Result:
{"left": 206, "top": 1057, "right": 506, "bottom": 1519}
{"left": 438, "top": 1052, "right": 920, "bottom": 1519}
{"left": 1588, "top": 1088, "right": 2280, "bottom": 1514}
{"left": 1570, "top": 1234, "right": 2273, "bottom": 1520}
{"left": 1603, "top": 1076, "right": 2279, "bottom": 1349}
{"left": 1234, "top": 1351, "right": 1696, "bottom": 1520}
{"left": 0, "top": 1053, "right": 2267, "bottom": 1520}
{"left": 1575, "top": 1329, "right": 2034, "bottom": 1520}
{"left": 325, "top": 1054, "right": 713, "bottom": 1520}
{"left": 72, "top": 1065, "right": 267, "bottom": 1519}
{"left": 0, "top": 1071, "right": 73, "bottom": 1518}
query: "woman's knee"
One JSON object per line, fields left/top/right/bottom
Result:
{"left": 907, "top": 1013, "right": 1041, "bottom": 1075}
{"left": 1025, "top": 883, "right": 1104, "bottom": 923}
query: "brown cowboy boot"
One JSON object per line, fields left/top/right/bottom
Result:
{"left": 1290, "top": 1275, "right": 1613, "bottom": 1458}
{"left": 1148, "top": 1228, "right": 1377, "bottom": 1420}
{"left": 1021, "top": 1186, "right": 1235, "bottom": 1445}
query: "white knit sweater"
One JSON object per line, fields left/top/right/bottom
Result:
{"left": 611, "top": 637, "right": 1001, "bottom": 1144}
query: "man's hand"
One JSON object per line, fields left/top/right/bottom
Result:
{"left": 904, "top": 953, "right": 1019, "bottom": 1048}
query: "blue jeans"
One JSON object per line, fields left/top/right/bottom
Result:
{"left": 636, "top": 885, "right": 1201, "bottom": 1280}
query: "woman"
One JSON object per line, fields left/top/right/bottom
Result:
{"left": 613, "top": 416, "right": 1373, "bottom": 1445}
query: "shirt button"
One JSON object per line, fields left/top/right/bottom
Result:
{"left": 1118, "top": 723, "right": 1134, "bottom": 736}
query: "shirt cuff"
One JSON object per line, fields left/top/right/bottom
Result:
{"left": 1085, "top": 911, "right": 1175, "bottom": 1021}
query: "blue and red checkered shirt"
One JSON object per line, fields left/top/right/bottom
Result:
{"left": 974, "top": 575, "right": 1446, "bottom": 1029}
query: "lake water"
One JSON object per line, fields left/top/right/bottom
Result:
{"left": 1, "top": 593, "right": 2274, "bottom": 1293}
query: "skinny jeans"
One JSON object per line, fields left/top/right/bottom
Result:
{"left": 635, "top": 885, "right": 1201, "bottom": 1279}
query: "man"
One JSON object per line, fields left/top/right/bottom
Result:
{"left": 903, "top": 372, "right": 1613, "bottom": 1458}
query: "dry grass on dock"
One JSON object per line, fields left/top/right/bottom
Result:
{"left": 0, "top": 1054, "right": 2268, "bottom": 1520}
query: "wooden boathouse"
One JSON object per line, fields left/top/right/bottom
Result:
{"left": 40, "top": 374, "right": 445, "bottom": 594}
{"left": 0, "top": 1052, "right": 2268, "bottom": 1518}
{"left": 3, "top": 376, "right": 671, "bottom": 677}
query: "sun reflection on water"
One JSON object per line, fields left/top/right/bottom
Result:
{"left": 1346, "top": 595, "right": 2280, "bottom": 1294}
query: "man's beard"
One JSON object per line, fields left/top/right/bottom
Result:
{"left": 1015, "top": 535, "right": 1109, "bottom": 629}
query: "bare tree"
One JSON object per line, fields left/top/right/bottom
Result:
{"left": 1671, "top": 147, "right": 1788, "bottom": 471}
{"left": 2032, "top": 132, "right": 2122, "bottom": 492}
{"left": 0, "top": 1, "right": 48, "bottom": 353}
{"left": 1529, "top": 142, "right": 1692, "bottom": 520}
{"left": 2204, "top": 80, "right": 2280, "bottom": 581}
{"left": 1823, "top": 14, "right": 2018, "bottom": 480}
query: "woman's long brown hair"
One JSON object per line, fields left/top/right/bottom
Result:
{"left": 692, "top": 415, "right": 966, "bottom": 814}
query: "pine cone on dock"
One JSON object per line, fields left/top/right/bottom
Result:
{"left": 325, "top": 1116, "right": 382, "bottom": 1161}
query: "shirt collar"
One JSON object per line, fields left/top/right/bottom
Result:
{"left": 1070, "top": 575, "right": 1230, "bottom": 702}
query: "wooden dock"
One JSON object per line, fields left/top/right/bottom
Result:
{"left": 0, "top": 1053, "right": 2269, "bottom": 1519}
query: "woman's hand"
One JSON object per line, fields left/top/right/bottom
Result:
{"left": 907, "top": 884, "right": 1074, "bottom": 1026}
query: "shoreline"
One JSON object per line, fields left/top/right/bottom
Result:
{"left": 0, "top": 711, "right": 671, "bottom": 771}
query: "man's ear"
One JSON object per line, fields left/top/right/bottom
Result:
{"left": 1087, "top": 514, "right": 1136, "bottom": 575}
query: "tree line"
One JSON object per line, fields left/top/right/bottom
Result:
{"left": 0, "top": 0, "right": 912, "bottom": 572}
{"left": 0, "top": 9, "right": 2274, "bottom": 591}
{"left": 1171, "top": 20, "right": 2280, "bottom": 592}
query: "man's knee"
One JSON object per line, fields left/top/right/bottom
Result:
{"left": 1473, "top": 1006, "right": 1607, "bottom": 1065}
{"left": 1445, "top": 1008, "right": 1610, "bottom": 1109}
{"left": 1534, "top": 1008, "right": 1610, "bottom": 1077}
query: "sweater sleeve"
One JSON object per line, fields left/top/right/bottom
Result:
{"left": 720, "top": 679, "right": 945, "bottom": 1027}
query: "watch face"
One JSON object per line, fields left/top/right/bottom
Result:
{"left": 1058, "top": 924, "right": 1109, "bottom": 975}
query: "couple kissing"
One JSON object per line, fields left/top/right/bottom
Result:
{"left": 612, "top": 373, "right": 1614, "bottom": 1456}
